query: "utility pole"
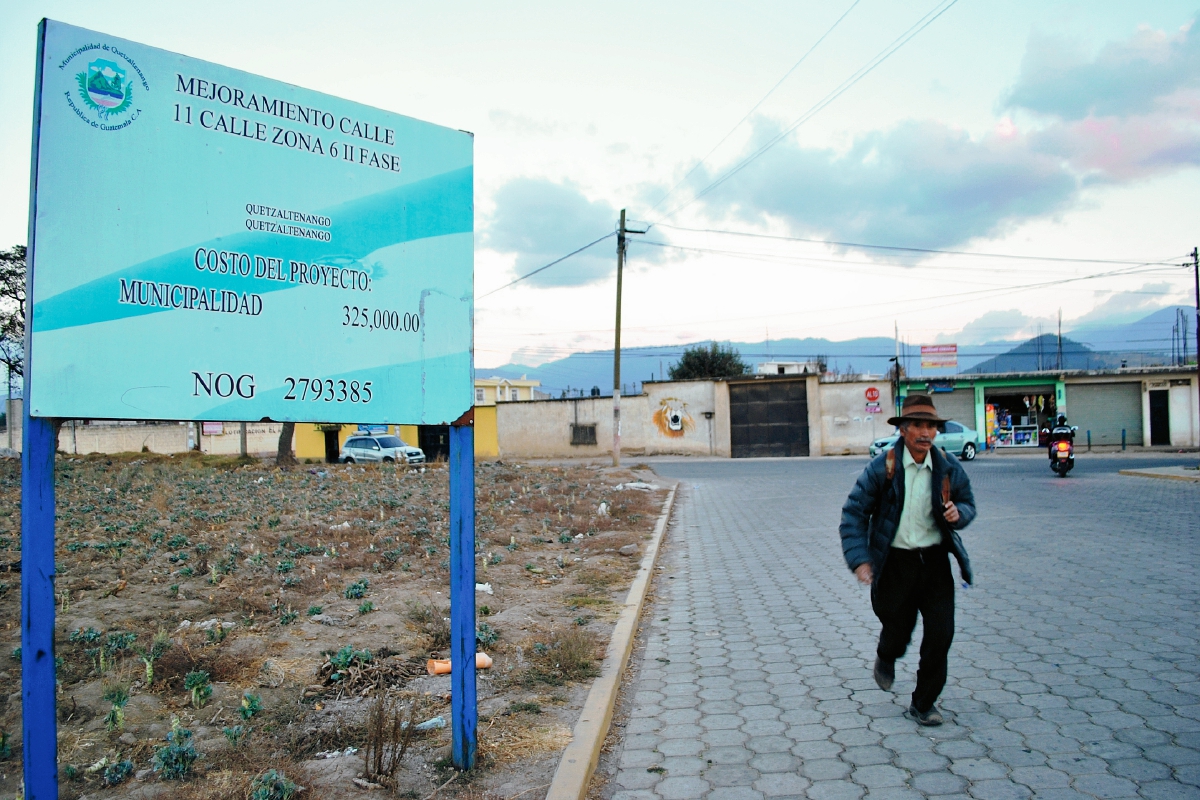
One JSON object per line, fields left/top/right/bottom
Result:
{"left": 1193, "top": 247, "right": 1199, "bottom": 447}
{"left": 613, "top": 210, "right": 626, "bottom": 467}
{"left": 611, "top": 210, "right": 645, "bottom": 467}
{"left": 1057, "top": 308, "right": 1063, "bottom": 371}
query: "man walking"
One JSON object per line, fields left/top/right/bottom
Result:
{"left": 839, "top": 394, "right": 977, "bottom": 725}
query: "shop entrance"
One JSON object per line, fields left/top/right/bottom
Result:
{"left": 1149, "top": 390, "right": 1170, "bottom": 446}
{"left": 984, "top": 386, "right": 1056, "bottom": 448}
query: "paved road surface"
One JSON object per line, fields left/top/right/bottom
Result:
{"left": 608, "top": 452, "right": 1200, "bottom": 800}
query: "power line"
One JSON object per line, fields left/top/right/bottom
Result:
{"left": 656, "top": 0, "right": 962, "bottom": 223}
{"left": 477, "top": 232, "right": 617, "bottom": 299}
{"left": 650, "top": 223, "right": 1183, "bottom": 266}
{"left": 648, "top": 0, "right": 863, "bottom": 216}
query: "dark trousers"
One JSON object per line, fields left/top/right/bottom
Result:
{"left": 871, "top": 545, "right": 955, "bottom": 712}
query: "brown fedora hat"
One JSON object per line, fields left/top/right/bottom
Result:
{"left": 887, "top": 393, "right": 948, "bottom": 427}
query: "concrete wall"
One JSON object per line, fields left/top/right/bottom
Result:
{"left": 495, "top": 379, "right": 734, "bottom": 459}
{"left": 815, "top": 379, "right": 894, "bottom": 455}
{"left": 644, "top": 380, "right": 730, "bottom": 457}
{"left": 497, "top": 395, "right": 647, "bottom": 459}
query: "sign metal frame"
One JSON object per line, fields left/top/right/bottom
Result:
{"left": 21, "top": 21, "right": 478, "bottom": 797}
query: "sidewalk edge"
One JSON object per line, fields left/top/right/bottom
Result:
{"left": 1119, "top": 468, "right": 1200, "bottom": 482}
{"left": 545, "top": 483, "right": 679, "bottom": 800}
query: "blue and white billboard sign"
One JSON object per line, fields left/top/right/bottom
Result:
{"left": 28, "top": 20, "right": 473, "bottom": 424}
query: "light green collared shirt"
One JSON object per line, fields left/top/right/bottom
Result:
{"left": 893, "top": 446, "right": 942, "bottom": 550}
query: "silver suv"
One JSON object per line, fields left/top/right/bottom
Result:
{"left": 339, "top": 434, "right": 425, "bottom": 464}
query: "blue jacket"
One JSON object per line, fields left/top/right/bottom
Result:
{"left": 839, "top": 440, "right": 977, "bottom": 584}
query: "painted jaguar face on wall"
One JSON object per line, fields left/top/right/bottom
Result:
{"left": 653, "top": 397, "right": 695, "bottom": 438}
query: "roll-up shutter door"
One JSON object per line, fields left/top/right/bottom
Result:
{"left": 929, "top": 389, "right": 975, "bottom": 429}
{"left": 1066, "top": 383, "right": 1142, "bottom": 446}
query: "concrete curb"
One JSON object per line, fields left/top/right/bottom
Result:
{"left": 545, "top": 483, "right": 679, "bottom": 800}
{"left": 1119, "top": 467, "right": 1200, "bottom": 482}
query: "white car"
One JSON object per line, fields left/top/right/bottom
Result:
{"left": 339, "top": 434, "right": 425, "bottom": 464}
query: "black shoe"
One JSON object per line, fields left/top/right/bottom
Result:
{"left": 907, "top": 704, "right": 944, "bottom": 726}
{"left": 873, "top": 657, "right": 894, "bottom": 691}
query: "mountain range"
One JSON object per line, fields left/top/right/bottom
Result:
{"left": 481, "top": 306, "right": 1196, "bottom": 397}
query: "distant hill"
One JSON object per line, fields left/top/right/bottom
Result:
{"left": 963, "top": 334, "right": 1120, "bottom": 374}
{"left": 480, "top": 307, "right": 1185, "bottom": 396}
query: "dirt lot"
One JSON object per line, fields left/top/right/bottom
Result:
{"left": 0, "top": 452, "right": 669, "bottom": 799}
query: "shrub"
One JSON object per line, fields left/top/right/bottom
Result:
{"left": 344, "top": 578, "right": 369, "bottom": 599}
{"left": 102, "top": 683, "right": 129, "bottom": 731}
{"left": 326, "top": 645, "right": 372, "bottom": 681}
{"left": 185, "top": 670, "right": 212, "bottom": 709}
{"left": 222, "top": 724, "right": 245, "bottom": 747}
{"left": 358, "top": 601, "right": 375, "bottom": 615}
{"left": 250, "top": 768, "right": 299, "bottom": 800}
{"left": 476, "top": 622, "right": 500, "bottom": 647}
{"left": 153, "top": 717, "right": 198, "bottom": 780}
{"left": 103, "top": 759, "right": 134, "bottom": 786}
{"left": 306, "top": 605, "right": 322, "bottom": 616}
{"left": 239, "top": 692, "right": 263, "bottom": 720}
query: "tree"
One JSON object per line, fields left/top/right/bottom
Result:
{"left": 668, "top": 342, "right": 749, "bottom": 380}
{"left": 276, "top": 421, "right": 296, "bottom": 466}
{"left": 0, "top": 245, "right": 26, "bottom": 387}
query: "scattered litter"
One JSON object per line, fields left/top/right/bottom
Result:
{"left": 255, "top": 476, "right": 266, "bottom": 483}
{"left": 426, "top": 653, "right": 493, "bottom": 675}
{"left": 175, "top": 618, "right": 235, "bottom": 632}
{"left": 307, "top": 469, "right": 328, "bottom": 478}
{"left": 475, "top": 582, "right": 493, "bottom": 595}
{"left": 330, "top": 521, "right": 351, "bottom": 530}
{"left": 314, "top": 747, "right": 358, "bottom": 759}
{"left": 352, "top": 777, "right": 384, "bottom": 790}
{"left": 596, "top": 501, "right": 609, "bottom": 516}
{"left": 615, "top": 481, "right": 659, "bottom": 491}
{"left": 574, "top": 533, "right": 584, "bottom": 540}
{"left": 413, "top": 716, "right": 446, "bottom": 732}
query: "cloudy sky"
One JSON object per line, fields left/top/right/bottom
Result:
{"left": 1, "top": 1, "right": 1197, "bottom": 368}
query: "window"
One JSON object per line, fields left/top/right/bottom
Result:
{"left": 376, "top": 436, "right": 404, "bottom": 449}
{"left": 345, "top": 438, "right": 363, "bottom": 449}
{"left": 944, "top": 422, "right": 962, "bottom": 433}
{"left": 570, "top": 424, "right": 597, "bottom": 445}
{"left": 367, "top": 439, "right": 381, "bottom": 450}
{"left": 475, "top": 388, "right": 485, "bottom": 403}
{"left": 510, "top": 388, "right": 520, "bottom": 401}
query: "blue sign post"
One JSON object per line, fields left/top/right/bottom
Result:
{"left": 23, "top": 19, "right": 477, "bottom": 795}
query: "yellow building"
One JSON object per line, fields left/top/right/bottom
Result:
{"left": 474, "top": 376, "right": 543, "bottom": 405}
{"left": 291, "top": 377, "right": 539, "bottom": 462}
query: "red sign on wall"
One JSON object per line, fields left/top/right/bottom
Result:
{"left": 865, "top": 387, "right": 881, "bottom": 402}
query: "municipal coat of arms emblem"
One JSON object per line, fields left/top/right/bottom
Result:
{"left": 76, "top": 58, "right": 133, "bottom": 118}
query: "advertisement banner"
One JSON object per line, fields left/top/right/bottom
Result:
{"left": 28, "top": 21, "right": 473, "bottom": 424}
{"left": 920, "top": 344, "right": 958, "bottom": 369}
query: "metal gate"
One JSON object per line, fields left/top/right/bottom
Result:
{"left": 1066, "top": 382, "right": 1143, "bottom": 446}
{"left": 729, "top": 379, "right": 809, "bottom": 458}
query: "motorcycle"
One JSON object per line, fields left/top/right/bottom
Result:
{"left": 1047, "top": 425, "right": 1077, "bottom": 477}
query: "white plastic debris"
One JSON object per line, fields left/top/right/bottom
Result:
{"left": 330, "top": 521, "right": 351, "bottom": 530}
{"left": 596, "top": 501, "right": 609, "bottom": 516}
{"left": 615, "top": 482, "right": 658, "bottom": 491}
{"left": 413, "top": 716, "right": 446, "bottom": 731}
{"left": 475, "top": 582, "right": 494, "bottom": 595}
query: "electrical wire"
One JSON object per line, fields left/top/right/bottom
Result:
{"left": 477, "top": 232, "right": 617, "bottom": 299}
{"left": 648, "top": 0, "right": 863, "bottom": 216}
{"left": 655, "top": 0, "right": 962, "bottom": 223}
{"left": 650, "top": 223, "right": 1183, "bottom": 267}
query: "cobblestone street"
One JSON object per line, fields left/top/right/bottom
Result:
{"left": 608, "top": 453, "right": 1200, "bottom": 800}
